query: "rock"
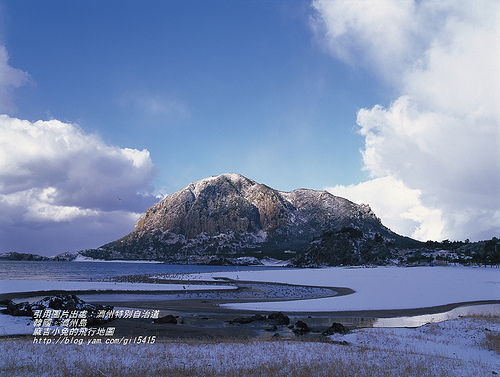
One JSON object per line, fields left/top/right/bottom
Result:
{"left": 31, "top": 294, "right": 85, "bottom": 311}
{"left": 292, "top": 320, "right": 310, "bottom": 335}
{"left": 322, "top": 322, "right": 349, "bottom": 335}
{"left": 84, "top": 173, "right": 408, "bottom": 264}
{"left": 250, "top": 314, "right": 266, "bottom": 321}
{"left": 154, "top": 314, "right": 178, "bottom": 324}
{"left": 3, "top": 294, "right": 113, "bottom": 325}
{"left": 0, "top": 299, "right": 12, "bottom": 306}
{"left": 268, "top": 312, "right": 290, "bottom": 326}
{"left": 265, "top": 325, "right": 278, "bottom": 332}
{"left": 228, "top": 317, "right": 253, "bottom": 324}
{"left": 6, "top": 300, "right": 32, "bottom": 316}
{"left": 228, "top": 313, "right": 267, "bottom": 324}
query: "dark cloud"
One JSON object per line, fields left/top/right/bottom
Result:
{"left": 0, "top": 115, "right": 159, "bottom": 255}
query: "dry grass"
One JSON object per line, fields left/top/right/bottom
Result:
{"left": 464, "top": 311, "right": 500, "bottom": 323}
{"left": 1, "top": 315, "right": 498, "bottom": 377}
{"left": 461, "top": 312, "right": 500, "bottom": 355}
{"left": 0, "top": 335, "right": 491, "bottom": 377}
{"left": 483, "top": 331, "right": 500, "bottom": 355}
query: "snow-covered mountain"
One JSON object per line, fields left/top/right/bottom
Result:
{"left": 81, "top": 173, "right": 419, "bottom": 263}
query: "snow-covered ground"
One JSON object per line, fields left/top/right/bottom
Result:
{"left": 1, "top": 265, "right": 498, "bottom": 317}
{"left": 327, "top": 316, "right": 500, "bottom": 375}
{"left": 203, "top": 265, "right": 500, "bottom": 312}
{"left": 1, "top": 265, "right": 499, "bottom": 376}
{"left": 0, "top": 316, "right": 498, "bottom": 376}
{"left": 0, "top": 315, "right": 33, "bottom": 336}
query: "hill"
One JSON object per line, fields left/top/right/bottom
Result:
{"left": 80, "top": 173, "right": 421, "bottom": 265}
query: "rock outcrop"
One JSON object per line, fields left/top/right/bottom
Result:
{"left": 322, "top": 322, "right": 350, "bottom": 335}
{"left": 2, "top": 294, "right": 113, "bottom": 325}
{"left": 80, "top": 173, "right": 419, "bottom": 264}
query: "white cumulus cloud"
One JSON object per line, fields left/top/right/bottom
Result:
{"left": 327, "top": 177, "right": 444, "bottom": 241}
{"left": 314, "top": 0, "right": 500, "bottom": 241}
{"left": 0, "top": 114, "right": 158, "bottom": 254}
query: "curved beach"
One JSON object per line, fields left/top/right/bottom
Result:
{"left": 1, "top": 265, "right": 498, "bottom": 339}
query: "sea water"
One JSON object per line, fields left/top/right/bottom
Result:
{"left": 0, "top": 260, "right": 284, "bottom": 282}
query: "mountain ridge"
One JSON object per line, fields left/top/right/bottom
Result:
{"left": 79, "top": 173, "right": 420, "bottom": 264}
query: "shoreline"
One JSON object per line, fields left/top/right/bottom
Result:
{"left": 2, "top": 266, "right": 498, "bottom": 340}
{"left": 2, "top": 282, "right": 499, "bottom": 340}
{"left": 2, "top": 276, "right": 499, "bottom": 318}
{"left": 2, "top": 297, "right": 499, "bottom": 341}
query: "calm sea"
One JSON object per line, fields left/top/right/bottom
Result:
{"left": 0, "top": 260, "right": 282, "bottom": 282}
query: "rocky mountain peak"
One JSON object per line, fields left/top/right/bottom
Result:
{"left": 89, "top": 173, "right": 415, "bottom": 263}
{"left": 186, "top": 173, "right": 256, "bottom": 199}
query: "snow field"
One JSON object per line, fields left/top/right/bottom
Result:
{"left": 1, "top": 265, "right": 498, "bottom": 376}
{"left": 208, "top": 266, "right": 500, "bottom": 312}
{"left": 0, "top": 316, "right": 498, "bottom": 377}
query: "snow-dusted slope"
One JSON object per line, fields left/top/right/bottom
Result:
{"left": 81, "top": 173, "right": 416, "bottom": 261}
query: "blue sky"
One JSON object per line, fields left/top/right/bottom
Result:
{"left": 0, "top": 0, "right": 498, "bottom": 255}
{"left": 6, "top": 0, "right": 381, "bottom": 191}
